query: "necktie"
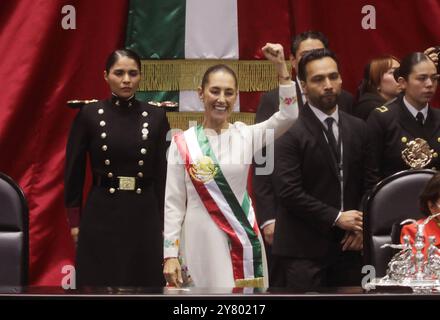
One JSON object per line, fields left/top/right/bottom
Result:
{"left": 416, "top": 112, "right": 424, "bottom": 127}
{"left": 324, "top": 117, "right": 340, "bottom": 163}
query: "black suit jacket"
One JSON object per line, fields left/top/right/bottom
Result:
{"left": 353, "top": 92, "right": 386, "bottom": 121}
{"left": 252, "top": 86, "right": 354, "bottom": 226}
{"left": 271, "top": 104, "right": 377, "bottom": 258}
{"left": 367, "top": 96, "right": 440, "bottom": 180}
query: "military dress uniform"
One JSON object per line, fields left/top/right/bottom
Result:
{"left": 65, "top": 95, "right": 170, "bottom": 287}
{"left": 367, "top": 95, "right": 440, "bottom": 180}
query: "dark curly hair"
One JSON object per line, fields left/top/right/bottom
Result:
{"left": 419, "top": 172, "right": 440, "bottom": 216}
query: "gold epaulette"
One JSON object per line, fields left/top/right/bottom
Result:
{"left": 67, "top": 99, "right": 98, "bottom": 109}
{"left": 375, "top": 105, "right": 389, "bottom": 113}
{"left": 148, "top": 101, "right": 179, "bottom": 108}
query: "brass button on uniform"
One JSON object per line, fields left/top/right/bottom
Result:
{"left": 100, "top": 121, "right": 106, "bottom": 127}
{"left": 105, "top": 159, "right": 110, "bottom": 165}
{"left": 142, "top": 128, "right": 149, "bottom": 135}
{"left": 107, "top": 172, "right": 113, "bottom": 178}
{"left": 137, "top": 172, "right": 143, "bottom": 178}
{"left": 136, "top": 188, "right": 142, "bottom": 194}
{"left": 138, "top": 160, "right": 144, "bottom": 166}
{"left": 98, "top": 109, "right": 104, "bottom": 114}
{"left": 109, "top": 188, "right": 115, "bottom": 194}
{"left": 141, "top": 148, "right": 147, "bottom": 155}
{"left": 142, "top": 111, "right": 148, "bottom": 117}
{"left": 401, "top": 137, "right": 407, "bottom": 143}
{"left": 143, "top": 123, "right": 149, "bottom": 128}
{"left": 101, "top": 132, "right": 107, "bottom": 139}
{"left": 102, "top": 145, "right": 108, "bottom": 151}
{"left": 437, "top": 137, "right": 440, "bottom": 143}
{"left": 434, "top": 152, "right": 438, "bottom": 158}
{"left": 142, "top": 135, "right": 148, "bottom": 140}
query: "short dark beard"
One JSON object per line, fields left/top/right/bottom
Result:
{"left": 308, "top": 94, "right": 338, "bottom": 113}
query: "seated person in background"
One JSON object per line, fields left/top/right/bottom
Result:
{"left": 353, "top": 55, "right": 401, "bottom": 120}
{"left": 401, "top": 172, "right": 440, "bottom": 254}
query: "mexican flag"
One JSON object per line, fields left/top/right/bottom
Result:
{"left": 125, "top": 0, "right": 293, "bottom": 112}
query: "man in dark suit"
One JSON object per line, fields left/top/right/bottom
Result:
{"left": 271, "top": 49, "right": 377, "bottom": 289}
{"left": 252, "top": 31, "right": 353, "bottom": 277}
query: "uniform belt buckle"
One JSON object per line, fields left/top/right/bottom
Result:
{"left": 117, "top": 176, "right": 136, "bottom": 191}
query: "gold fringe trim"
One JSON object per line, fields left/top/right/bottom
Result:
{"left": 234, "top": 277, "right": 265, "bottom": 288}
{"left": 166, "top": 112, "right": 255, "bottom": 131}
{"left": 140, "top": 60, "right": 292, "bottom": 92}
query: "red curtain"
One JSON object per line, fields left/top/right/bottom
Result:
{"left": 237, "top": 0, "right": 440, "bottom": 112}
{"left": 291, "top": 0, "right": 440, "bottom": 102}
{"left": 0, "top": 0, "right": 128, "bottom": 285}
{"left": 238, "top": 0, "right": 293, "bottom": 112}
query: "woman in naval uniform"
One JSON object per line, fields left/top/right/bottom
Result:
{"left": 367, "top": 52, "right": 440, "bottom": 180}
{"left": 65, "top": 49, "right": 170, "bottom": 287}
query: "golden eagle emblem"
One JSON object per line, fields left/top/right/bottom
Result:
{"left": 402, "top": 138, "right": 434, "bottom": 169}
{"left": 189, "top": 156, "right": 218, "bottom": 183}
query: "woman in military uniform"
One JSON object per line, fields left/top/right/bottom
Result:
{"left": 65, "top": 49, "right": 170, "bottom": 287}
{"left": 367, "top": 52, "right": 440, "bottom": 180}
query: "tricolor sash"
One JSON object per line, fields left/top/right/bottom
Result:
{"left": 174, "top": 125, "right": 264, "bottom": 287}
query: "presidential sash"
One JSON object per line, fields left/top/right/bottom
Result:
{"left": 174, "top": 125, "right": 264, "bottom": 287}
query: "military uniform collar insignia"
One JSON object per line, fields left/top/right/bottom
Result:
{"left": 111, "top": 93, "right": 136, "bottom": 108}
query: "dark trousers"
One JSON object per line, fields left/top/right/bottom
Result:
{"left": 271, "top": 251, "right": 362, "bottom": 291}
{"left": 264, "top": 242, "right": 279, "bottom": 287}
